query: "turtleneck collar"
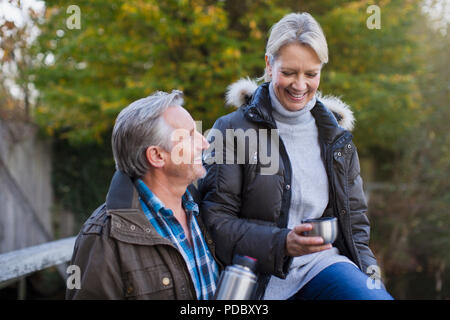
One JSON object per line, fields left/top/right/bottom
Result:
{"left": 269, "top": 81, "right": 317, "bottom": 125}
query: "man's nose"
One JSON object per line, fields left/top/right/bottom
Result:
{"left": 201, "top": 135, "right": 210, "bottom": 150}
{"left": 195, "top": 131, "right": 209, "bottom": 150}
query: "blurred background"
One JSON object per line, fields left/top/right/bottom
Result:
{"left": 0, "top": 0, "right": 448, "bottom": 299}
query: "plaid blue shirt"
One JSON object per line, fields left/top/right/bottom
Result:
{"left": 135, "top": 179, "right": 218, "bottom": 300}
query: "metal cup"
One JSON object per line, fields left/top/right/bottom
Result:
{"left": 301, "top": 217, "right": 338, "bottom": 244}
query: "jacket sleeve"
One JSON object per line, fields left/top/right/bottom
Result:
{"left": 347, "top": 148, "right": 380, "bottom": 279}
{"left": 199, "top": 116, "right": 291, "bottom": 278}
{"left": 66, "top": 227, "right": 124, "bottom": 300}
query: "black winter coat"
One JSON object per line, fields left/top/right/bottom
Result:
{"left": 199, "top": 81, "right": 379, "bottom": 299}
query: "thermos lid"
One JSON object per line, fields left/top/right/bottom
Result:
{"left": 232, "top": 255, "right": 257, "bottom": 272}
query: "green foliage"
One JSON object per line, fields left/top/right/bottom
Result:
{"left": 368, "top": 19, "right": 450, "bottom": 298}
{"left": 30, "top": 0, "right": 425, "bottom": 156}
{"left": 318, "top": 0, "right": 426, "bottom": 156}
{"left": 52, "top": 131, "right": 115, "bottom": 224}
{"left": 32, "top": 0, "right": 239, "bottom": 143}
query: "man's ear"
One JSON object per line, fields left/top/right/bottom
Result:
{"left": 145, "top": 146, "right": 165, "bottom": 168}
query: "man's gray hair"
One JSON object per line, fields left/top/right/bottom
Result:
{"left": 262, "top": 12, "right": 329, "bottom": 82}
{"left": 112, "top": 90, "right": 184, "bottom": 178}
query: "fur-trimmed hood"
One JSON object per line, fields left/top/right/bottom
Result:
{"left": 225, "top": 78, "right": 355, "bottom": 131}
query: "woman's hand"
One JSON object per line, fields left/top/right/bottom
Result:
{"left": 285, "top": 223, "right": 332, "bottom": 257}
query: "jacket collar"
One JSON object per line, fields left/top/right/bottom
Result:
{"left": 244, "top": 82, "right": 349, "bottom": 145}
{"left": 243, "top": 82, "right": 274, "bottom": 126}
{"left": 105, "top": 170, "right": 173, "bottom": 246}
{"left": 104, "top": 171, "right": 213, "bottom": 249}
{"left": 106, "top": 170, "right": 141, "bottom": 211}
{"left": 311, "top": 100, "right": 349, "bottom": 145}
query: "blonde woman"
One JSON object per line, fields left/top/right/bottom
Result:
{"left": 199, "top": 13, "right": 393, "bottom": 300}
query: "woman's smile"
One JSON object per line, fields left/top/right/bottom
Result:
{"left": 286, "top": 89, "right": 308, "bottom": 101}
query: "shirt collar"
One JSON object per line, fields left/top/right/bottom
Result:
{"left": 135, "top": 179, "right": 199, "bottom": 217}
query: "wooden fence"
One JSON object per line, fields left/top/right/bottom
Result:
{"left": 0, "top": 237, "right": 76, "bottom": 299}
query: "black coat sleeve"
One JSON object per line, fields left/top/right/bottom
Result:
{"left": 199, "top": 116, "right": 291, "bottom": 278}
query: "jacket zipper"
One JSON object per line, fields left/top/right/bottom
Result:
{"left": 245, "top": 111, "right": 295, "bottom": 299}
{"left": 246, "top": 111, "right": 292, "bottom": 228}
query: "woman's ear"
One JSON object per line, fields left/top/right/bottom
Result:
{"left": 265, "top": 55, "right": 273, "bottom": 77}
{"left": 145, "top": 146, "right": 165, "bottom": 168}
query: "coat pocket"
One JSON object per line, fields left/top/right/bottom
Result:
{"left": 123, "top": 265, "right": 175, "bottom": 300}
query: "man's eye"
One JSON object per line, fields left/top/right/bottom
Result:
{"left": 307, "top": 73, "right": 318, "bottom": 77}
{"left": 282, "top": 71, "right": 293, "bottom": 76}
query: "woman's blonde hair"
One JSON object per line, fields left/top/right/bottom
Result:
{"left": 261, "top": 12, "right": 329, "bottom": 82}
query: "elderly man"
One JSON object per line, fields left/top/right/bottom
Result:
{"left": 66, "top": 90, "right": 219, "bottom": 300}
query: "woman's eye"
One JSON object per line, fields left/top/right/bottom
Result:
{"left": 282, "top": 71, "right": 293, "bottom": 76}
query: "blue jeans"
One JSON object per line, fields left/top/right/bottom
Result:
{"left": 289, "top": 262, "right": 394, "bottom": 300}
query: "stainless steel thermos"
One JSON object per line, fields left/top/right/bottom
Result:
{"left": 214, "top": 255, "right": 258, "bottom": 300}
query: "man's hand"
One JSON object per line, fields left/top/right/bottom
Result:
{"left": 285, "top": 223, "right": 332, "bottom": 257}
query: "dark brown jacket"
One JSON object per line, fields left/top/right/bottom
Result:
{"left": 66, "top": 171, "right": 219, "bottom": 300}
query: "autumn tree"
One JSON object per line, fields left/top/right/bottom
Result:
{"left": 24, "top": 0, "right": 447, "bottom": 298}
{"left": 0, "top": 0, "right": 42, "bottom": 120}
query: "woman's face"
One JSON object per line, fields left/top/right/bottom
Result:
{"left": 266, "top": 43, "right": 322, "bottom": 111}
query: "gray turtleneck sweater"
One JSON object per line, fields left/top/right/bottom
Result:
{"left": 263, "top": 83, "right": 355, "bottom": 300}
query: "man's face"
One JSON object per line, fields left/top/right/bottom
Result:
{"left": 163, "top": 105, "right": 209, "bottom": 183}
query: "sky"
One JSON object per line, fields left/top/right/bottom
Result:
{"left": 422, "top": 0, "right": 450, "bottom": 35}
{"left": 0, "top": 0, "right": 45, "bottom": 27}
